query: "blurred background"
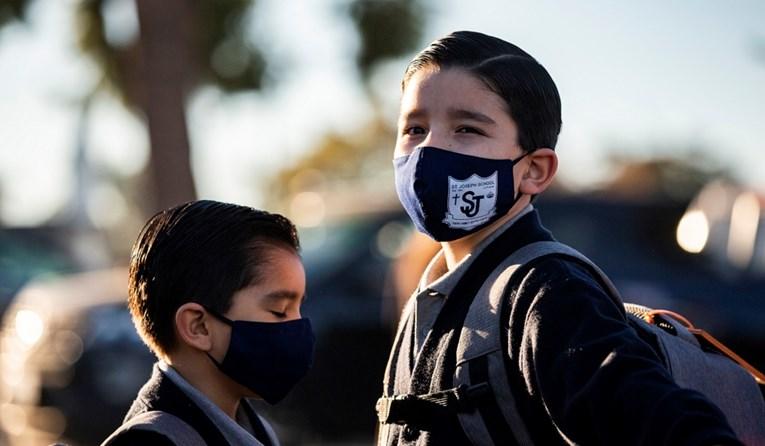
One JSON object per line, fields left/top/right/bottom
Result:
{"left": 0, "top": 0, "right": 763, "bottom": 444}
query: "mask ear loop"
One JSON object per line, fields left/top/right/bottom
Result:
{"left": 510, "top": 148, "right": 535, "bottom": 165}
{"left": 203, "top": 305, "right": 234, "bottom": 326}
{"left": 200, "top": 305, "right": 234, "bottom": 367}
{"left": 510, "top": 148, "right": 536, "bottom": 201}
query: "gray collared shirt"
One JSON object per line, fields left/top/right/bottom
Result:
{"left": 412, "top": 205, "right": 534, "bottom": 354}
{"left": 158, "top": 361, "right": 279, "bottom": 446}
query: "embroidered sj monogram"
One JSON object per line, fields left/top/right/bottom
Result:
{"left": 444, "top": 172, "right": 499, "bottom": 230}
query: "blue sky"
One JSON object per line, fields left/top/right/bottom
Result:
{"left": 0, "top": 0, "right": 763, "bottom": 225}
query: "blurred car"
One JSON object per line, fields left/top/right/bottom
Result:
{"left": 0, "top": 226, "right": 87, "bottom": 318}
{"left": 534, "top": 192, "right": 765, "bottom": 372}
{"left": 676, "top": 180, "right": 765, "bottom": 276}
{"left": 0, "top": 268, "right": 154, "bottom": 446}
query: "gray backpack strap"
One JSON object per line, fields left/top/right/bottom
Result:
{"left": 101, "top": 410, "right": 207, "bottom": 446}
{"left": 454, "top": 241, "right": 620, "bottom": 446}
{"left": 377, "top": 295, "right": 417, "bottom": 446}
{"left": 382, "top": 294, "right": 417, "bottom": 393}
{"left": 453, "top": 241, "right": 566, "bottom": 445}
{"left": 519, "top": 241, "right": 623, "bottom": 301}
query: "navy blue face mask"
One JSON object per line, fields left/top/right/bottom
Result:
{"left": 205, "top": 308, "right": 315, "bottom": 405}
{"left": 393, "top": 146, "right": 531, "bottom": 242}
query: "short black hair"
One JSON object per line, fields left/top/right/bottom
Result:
{"left": 403, "top": 30, "right": 562, "bottom": 153}
{"left": 128, "top": 200, "right": 300, "bottom": 358}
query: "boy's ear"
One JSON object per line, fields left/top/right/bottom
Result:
{"left": 174, "top": 302, "right": 214, "bottom": 352}
{"left": 518, "top": 148, "right": 557, "bottom": 196}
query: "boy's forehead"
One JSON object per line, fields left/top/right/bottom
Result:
{"left": 401, "top": 65, "right": 449, "bottom": 100}
{"left": 404, "top": 66, "right": 495, "bottom": 97}
{"left": 399, "top": 68, "right": 507, "bottom": 119}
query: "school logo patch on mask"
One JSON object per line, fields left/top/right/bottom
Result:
{"left": 443, "top": 171, "right": 498, "bottom": 230}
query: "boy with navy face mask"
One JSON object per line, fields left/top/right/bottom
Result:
{"left": 102, "top": 200, "right": 314, "bottom": 446}
{"left": 377, "top": 31, "right": 743, "bottom": 445}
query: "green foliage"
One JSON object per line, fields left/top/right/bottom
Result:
{"left": 0, "top": 0, "right": 32, "bottom": 28}
{"left": 265, "top": 117, "right": 398, "bottom": 210}
{"left": 348, "top": 0, "right": 425, "bottom": 79}
{"left": 196, "top": 0, "right": 266, "bottom": 92}
{"left": 75, "top": 0, "right": 266, "bottom": 107}
{"left": 0, "top": 0, "right": 28, "bottom": 27}
{"left": 76, "top": 1, "right": 127, "bottom": 101}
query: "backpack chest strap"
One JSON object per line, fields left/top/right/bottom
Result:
{"left": 375, "top": 383, "right": 491, "bottom": 426}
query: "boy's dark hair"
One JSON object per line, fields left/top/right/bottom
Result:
{"left": 128, "top": 200, "right": 300, "bottom": 358}
{"left": 403, "top": 30, "right": 562, "bottom": 153}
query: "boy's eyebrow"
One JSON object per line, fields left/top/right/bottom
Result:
{"left": 448, "top": 108, "right": 496, "bottom": 124}
{"left": 263, "top": 290, "right": 305, "bottom": 302}
{"left": 398, "top": 108, "right": 496, "bottom": 126}
{"left": 399, "top": 108, "right": 427, "bottom": 123}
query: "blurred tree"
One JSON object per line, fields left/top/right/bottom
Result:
{"left": 349, "top": 0, "right": 425, "bottom": 83}
{"left": 598, "top": 152, "right": 733, "bottom": 203}
{"left": 79, "top": 0, "right": 268, "bottom": 212}
{"left": 267, "top": 0, "right": 427, "bottom": 213}
{"left": 0, "top": 0, "right": 25, "bottom": 25}
{"left": 269, "top": 118, "right": 397, "bottom": 214}
{"left": 1, "top": 0, "right": 427, "bottom": 216}
{"left": 0, "top": 0, "right": 267, "bottom": 213}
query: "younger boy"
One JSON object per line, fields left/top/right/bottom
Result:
{"left": 103, "top": 200, "right": 314, "bottom": 446}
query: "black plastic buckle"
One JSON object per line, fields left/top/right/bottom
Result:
{"left": 376, "top": 394, "right": 415, "bottom": 424}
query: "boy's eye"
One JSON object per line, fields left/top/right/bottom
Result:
{"left": 403, "top": 126, "right": 425, "bottom": 136}
{"left": 456, "top": 126, "right": 482, "bottom": 135}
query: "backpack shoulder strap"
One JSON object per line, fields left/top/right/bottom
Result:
{"left": 382, "top": 293, "right": 417, "bottom": 392}
{"left": 101, "top": 410, "right": 207, "bottom": 446}
{"left": 456, "top": 240, "right": 613, "bottom": 362}
{"left": 377, "top": 294, "right": 417, "bottom": 446}
{"left": 454, "top": 240, "right": 612, "bottom": 446}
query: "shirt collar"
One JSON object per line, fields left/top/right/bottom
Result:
{"left": 158, "top": 360, "right": 265, "bottom": 446}
{"left": 418, "top": 204, "right": 534, "bottom": 296}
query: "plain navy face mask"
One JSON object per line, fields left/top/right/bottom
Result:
{"left": 205, "top": 308, "right": 315, "bottom": 405}
{"left": 393, "top": 146, "right": 531, "bottom": 242}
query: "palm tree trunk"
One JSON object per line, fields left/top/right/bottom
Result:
{"left": 135, "top": 0, "right": 197, "bottom": 212}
